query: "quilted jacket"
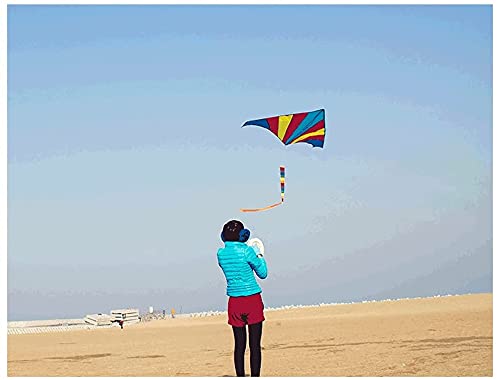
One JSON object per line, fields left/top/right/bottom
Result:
{"left": 217, "top": 241, "right": 268, "bottom": 297}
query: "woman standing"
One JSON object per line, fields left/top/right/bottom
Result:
{"left": 217, "top": 220, "right": 268, "bottom": 377}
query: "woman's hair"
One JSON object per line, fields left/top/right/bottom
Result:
{"left": 222, "top": 220, "right": 245, "bottom": 242}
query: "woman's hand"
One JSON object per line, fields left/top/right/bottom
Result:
{"left": 247, "top": 238, "right": 265, "bottom": 257}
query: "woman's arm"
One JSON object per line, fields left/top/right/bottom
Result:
{"left": 246, "top": 246, "right": 268, "bottom": 279}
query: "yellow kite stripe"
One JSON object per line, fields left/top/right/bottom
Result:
{"left": 290, "top": 128, "right": 325, "bottom": 145}
{"left": 278, "top": 114, "right": 293, "bottom": 141}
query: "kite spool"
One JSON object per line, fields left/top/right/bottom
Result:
{"left": 247, "top": 238, "right": 265, "bottom": 256}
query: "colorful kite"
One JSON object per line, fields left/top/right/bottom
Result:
{"left": 242, "top": 108, "right": 326, "bottom": 148}
{"left": 240, "top": 109, "right": 326, "bottom": 213}
{"left": 240, "top": 166, "right": 285, "bottom": 213}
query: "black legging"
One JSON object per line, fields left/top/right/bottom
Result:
{"left": 232, "top": 322, "right": 263, "bottom": 377}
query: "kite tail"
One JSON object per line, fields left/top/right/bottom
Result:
{"left": 240, "top": 166, "right": 285, "bottom": 213}
{"left": 240, "top": 201, "right": 283, "bottom": 213}
{"left": 280, "top": 165, "right": 285, "bottom": 203}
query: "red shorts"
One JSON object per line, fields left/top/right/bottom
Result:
{"left": 228, "top": 293, "right": 265, "bottom": 327}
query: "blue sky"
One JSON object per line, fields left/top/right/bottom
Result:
{"left": 7, "top": 5, "right": 492, "bottom": 320}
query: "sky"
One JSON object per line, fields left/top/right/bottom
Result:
{"left": 7, "top": 4, "right": 492, "bottom": 320}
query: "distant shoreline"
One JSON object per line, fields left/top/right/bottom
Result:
{"left": 7, "top": 292, "right": 485, "bottom": 333}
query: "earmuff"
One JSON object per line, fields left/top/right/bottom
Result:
{"left": 238, "top": 228, "right": 250, "bottom": 243}
{"left": 220, "top": 228, "right": 251, "bottom": 243}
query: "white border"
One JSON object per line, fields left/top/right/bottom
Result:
{"left": 492, "top": 2, "right": 497, "bottom": 378}
{"left": 2, "top": 0, "right": 497, "bottom": 4}
{"left": 1, "top": 1, "right": 7, "bottom": 379}
{"left": 2, "top": 1, "right": 495, "bottom": 379}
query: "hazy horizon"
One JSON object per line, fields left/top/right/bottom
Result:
{"left": 8, "top": 4, "right": 492, "bottom": 321}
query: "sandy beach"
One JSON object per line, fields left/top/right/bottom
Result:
{"left": 7, "top": 293, "right": 492, "bottom": 377}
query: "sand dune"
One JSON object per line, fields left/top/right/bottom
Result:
{"left": 7, "top": 293, "right": 492, "bottom": 376}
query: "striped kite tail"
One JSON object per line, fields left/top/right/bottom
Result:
{"left": 280, "top": 165, "right": 285, "bottom": 203}
{"left": 240, "top": 166, "right": 286, "bottom": 213}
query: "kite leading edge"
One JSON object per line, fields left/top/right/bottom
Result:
{"left": 240, "top": 166, "right": 285, "bottom": 213}
{"left": 242, "top": 108, "right": 325, "bottom": 148}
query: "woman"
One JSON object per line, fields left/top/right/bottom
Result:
{"left": 217, "top": 220, "right": 268, "bottom": 377}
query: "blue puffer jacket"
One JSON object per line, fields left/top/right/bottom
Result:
{"left": 217, "top": 241, "right": 268, "bottom": 297}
